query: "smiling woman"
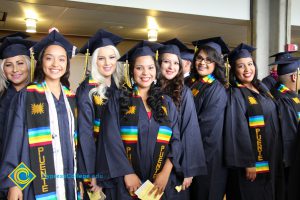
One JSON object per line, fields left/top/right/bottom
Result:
{"left": 0, "top": 29, "right": 80, "bottom": 200}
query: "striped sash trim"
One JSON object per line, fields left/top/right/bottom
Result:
{"left": 35, "top": 191, "right": 57, "bottom": 200}
{"left": 256, "top": 161, "right": 270, "bottom": 174}
{"left": 157, "top": 126, "right": 172, "bottom": 144}
{"left": 28, "top": 127, "right": 52, "bottom": 147}
{"left": 249, "top": 115, "right": 265, "bottom": 128}
{"left": 120, "top": 126, "right": 138, "bottom": 144}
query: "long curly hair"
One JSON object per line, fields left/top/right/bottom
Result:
{"left": 120, "top": 55, "right": 166, "bottom": 123}
{"left": 34, "top": 44, "right": 71, "bottom": 88}
{"left": 191, "top": 45, "right": 226, "bottom": 86}
{"left": 229, "top": 57, "right": 269, "bottom": 95}
{"left": 158, "top": 53, "right": 184, "bottom": 109}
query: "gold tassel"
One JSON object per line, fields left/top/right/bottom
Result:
{"left": 296, "top": 68, "right": 300, "bottom": 95}
{"left": 30, "top": 49, "right": 35, "bottom": 82}
{"left": 156, "top": 50, "right": 159, "bottom": 61}
{"left": 194, "top": 45, "right": 198, "bottom": 54}
{"left": 225, "top": 57, "right": 230, "bottom": 87}
{"left": 124, "top": 60, "right": 132, "bottom": 89}
{"left": 82, "top": 49, "right": 90, "bottom": 82}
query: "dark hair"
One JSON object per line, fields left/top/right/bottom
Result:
{"left": 33, "top": 44, "right": 71, "bottom": 88}
{"left": 191, "top": 45, "right": 227, "bottom": 86}
{"left": 229, "top": 57, "right": 269, "bottom": 95}
{"left": 120, "top": 56, "right": 166, "bottom": 123}
{"left": 158, "top": 53, "right": 184, "bottom": 109}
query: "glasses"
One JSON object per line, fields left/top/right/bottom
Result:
{"left": 195, "top": 56, "right": 213, "bottom": 64}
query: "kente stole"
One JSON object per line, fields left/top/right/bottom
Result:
{"left": 236, "top": 82, "right": 270, "bottom": 174}
{"left": 120, "top": 86, "right": 172, "bottom": 181}
{"left": 190, "top": 74, "right": 216, "bottom": 98}
{"left": 26, "top": 82, "right": 78, "bottom": 199}
{"left": 277, "top": 83, "right": 300, "bottom": 121}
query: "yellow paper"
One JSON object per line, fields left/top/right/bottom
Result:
{"left": 134, "top": 180, "right": 164, "bottom": 200}
{"left": 87, "top": 190, "right": 106, "bottom": 200}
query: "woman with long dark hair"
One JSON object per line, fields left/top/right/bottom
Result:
{"left": 0, "top": 29, "right": 80, "bottom": 199}
{"left": 96, "top": 40, "right": 183, "bottom": 199}
{"left": 158, "top": 38, "right": 206, "bottom": 197}
{"left": 76, "top": 29, "right": 123, "bottom": 196}
{"left": 188, "top": 37, "right": 229, "bottom": 200}
{"left": 224, "top": 43, "right": 283, "bottom": 200}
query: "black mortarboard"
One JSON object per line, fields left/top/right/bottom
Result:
{"left": 0, "top": 32, "right": 29, "bottom": 43}
{"left": 79, "top": 29, "right": 123, "bottom": 54}
{"left": 192, "top": 37, "right": 230, "bottom": 55}
{"left": 269, "top": 51, "right": 297, "bottom": 65}
{"left": 0, "top": 37, "right": 36, "bottom": 59}
{"left": 159, "top": 38, "right": 189, "bottom": 57}
{"left": 118, "top": 40, "right": 163, "bottom": 62}
{"left": 32, "top": 30, "right": 77, "bottom": 60}
{"left": 228, "top": 43, "right": 256, "bottom": 64}
{"left": 276, "top": 58, "right": 300, "bottom": 75}
{"left": 181, "top": 49, "right": 194, "bottom": 62}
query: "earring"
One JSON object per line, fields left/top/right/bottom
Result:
{"left": 130, "top": 77, "right": 135, "bottom": 85}
{"left": 154, "top": 79, "right": 157, "bottom": 85}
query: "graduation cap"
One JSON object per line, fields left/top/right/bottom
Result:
{"left": 159, "top": 38, "right": 189, "bottom": 58}
{"left": 32, "top": 30, "right": 77, "bottom": 60}
{"left": 0, "top": 37, "right": 36, "bottom": 59}
{"left": 0, "top": 32, "right": 29, "bottom": 43}
{"left": 79, "top": 29, "right": 123, "bottom": 55}
{"left": 119, "top": 40, "right": 163, "bottom": 62}
{"left": 181, "top": 49, "right": 194, "bottom": 62}
{"left": 192, "top": 37, "right": 230, "bottom": 55}
{"left": 228, "top": 43, "right": 256, "bottom": 64}
{"left": 269, "top": 51, "right": 297, "bottom": 65}
{"left": 276, "top": 57, "right": 300, "bottom": 75}
{"left": 119, "top": 40, "right": 162, "bottom": 88}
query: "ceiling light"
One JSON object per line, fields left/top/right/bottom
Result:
{"left": 148, "top": 28, "right": 158, "bottom": 41}
{"left": 25, "top": 18, "right": 37, "bottom": 33}
{"left": 147, "top": 16, "right": 159, "bottom": 41}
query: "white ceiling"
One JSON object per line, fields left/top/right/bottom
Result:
{"left": 0, "top": 0, "right": 251, "bottom": 48}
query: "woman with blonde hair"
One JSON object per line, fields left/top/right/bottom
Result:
{"left": 0, "top": 35, "right": 35, "bottom": 199}
{"left": 76, "top": 29, "right": 124, "bottom": 196}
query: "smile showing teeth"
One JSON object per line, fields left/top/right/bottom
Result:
{"left": 141, "top": 77, "right": 150, "bottom": 82}
{"left": 103, "top": 67, "right": 111, "bottom": 71}
{"left": 50, "top": 69, "right": 60, "bottom": 73}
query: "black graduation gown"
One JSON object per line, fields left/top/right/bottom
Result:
{"left": 270, "top": 85, "right": 299, "bottom": 167}
{"left": 262, "top": 75, "right": 277, "bottom": 91}
{"left": 0, "top": 89, "right": 76, "bottom": 199}
{"left": 76, "top": 78, "right": 116, "bottom": 177}
{"left": 96, "top": 91, "right": 183, "bottom": 200}
{"left": 287, "top": 123, "right": 300, "bottom": 200}
{"left": 179, "top": 86, "right": 206, "bottom": 178}
{"left": 224, "top": 86, "right": 283, "bottom": 200}
{"left": 190, "top": 80, "right": 227, "bottom": 200}
{"left": 0, "top": 84, "right": 17, "bottom": 198}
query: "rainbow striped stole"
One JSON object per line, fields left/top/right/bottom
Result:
{"left": 94, "top": 119, "right": 100, "bottom": 133}
{"left": 200, "top": 74, "right": 215, "bottom": 84}
{"left": 237, "top": 82, "right": 270, "bottom": 174}
{"left": 249, "top": 115, "right": 265, "bottom": 128}
{"left": 28, "top": 127, "right": 52, "bottom": 147}
{"left": 157, "top": 126, "right": 172, "bottom": 144}
{"left": 88, "top": 76, "right": 98, "bottom": 86}
{"left": 120, "top": 126, "right": 138, "bottom": 144}
{"left": 27, "top": 84, "right": 45, "bottom": 94}
{"left": 256, "top": 161, "right": 270, "bottom": 173}
{"left": 62, "top": 86, "right": 75, "bottom": 98}
{"left": 35, "top": 192, "right": 57, "bottom": 200}
{"left": 132, "top": 85, "right": 140, "bottom": 97}
{"left": 277, "top": 84, "right": 290, "bottom": 94}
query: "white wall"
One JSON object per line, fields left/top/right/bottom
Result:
{"left": 291, "top": 0, "right": 300, "bottom": 26}
{"left": 69, "top": 0, "right": 250, "bottom": 20}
